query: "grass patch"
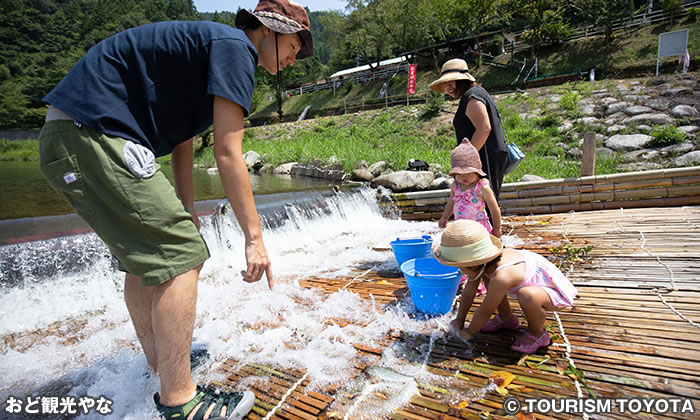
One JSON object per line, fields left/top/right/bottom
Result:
{"left": 0, "top": 139, "right": 39, "bottom": 161}
{"left": 648, "top": 124, "right": 688, "bottom": 147}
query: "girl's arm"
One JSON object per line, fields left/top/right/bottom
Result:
{"left": 450, "top": 278, "right": 479, "bottom": 330}
{"left": 463, "top": 278, "right": 510, "bottom": 339}
{"left": 480, "top": 184, "right": 502, "bottom": 237}
{"left": 465, "top": 99, "right": 491, "bottom": 151}
{"left": 438, "top": 190, "right": 455, "bottom": 228}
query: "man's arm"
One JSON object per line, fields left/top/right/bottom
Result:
{"left": 172, "top": 138, "right": 199, "bottom": 229}
{"left": 213, "top": 96, "right": 273, "bottom": 289}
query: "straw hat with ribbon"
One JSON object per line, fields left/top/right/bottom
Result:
{"left": 449, "top": 139, "right": 486, "bottom": 177}
{"left": 235, "top": 0, "right": 314, "bottom": 59}
{"left": 435, "top": 220, "right": 503, "bottom": 267}
{"left": 429, "top": 58, "right": 476, "bottom": 92}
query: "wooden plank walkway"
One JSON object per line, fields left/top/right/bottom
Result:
{"left": 205, "top": 206, "right": 700, "bottom": 419}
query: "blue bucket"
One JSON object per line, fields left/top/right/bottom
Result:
{"left": 400, "top": 258, "right": 461, "bottom": 315}
{"left": 390, "top": 235, "right": 432, "bottom": 267}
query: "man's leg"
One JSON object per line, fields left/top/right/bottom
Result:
{"left": 124, "top": 273, "right": 159, "bottom": 373}
{"left": 152, "top": 265, "right": 202, "bottom": 407}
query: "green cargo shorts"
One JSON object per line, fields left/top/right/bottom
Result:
{"left": 38, "top": 120, "right": 210, "bottom": 286}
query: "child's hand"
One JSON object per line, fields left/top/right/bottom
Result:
{"left": 448, "top": 318, "right": 463, "bottom": 335}
{"left": 492, "top": 225, "right": 502, "bottom": 238}
{"left": 456, "top": 329, "right": 474, "bottom": 343}
{"left": 438, "top": 217, "right": 448, "bottom": 229}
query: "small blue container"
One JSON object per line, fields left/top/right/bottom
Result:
{"left": 400, "top": 258, "right": 461, "bottom": 315}
{"left": 390, "top": 235, "right": 432, "bottom": 267}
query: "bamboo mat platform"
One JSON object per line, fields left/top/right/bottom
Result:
{"left": 3, "top": 208, "right": 699, "bottom": 418}
{"left": 207, "top": 206, "right": 700, "bottom": 419}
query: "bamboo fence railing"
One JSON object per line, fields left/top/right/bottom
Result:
{"left": 383, "top": 166, "right": 700, "bottom": 220}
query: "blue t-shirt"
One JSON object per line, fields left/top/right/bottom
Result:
{"left": 43, "top": 21, "right": 258, "bottom": 157}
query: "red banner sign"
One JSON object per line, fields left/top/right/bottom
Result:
{"left": 407, "top": 64, "right": 417, "bottom": 94}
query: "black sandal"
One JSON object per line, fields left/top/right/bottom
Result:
{"left": 154, "top": 385, "right": 255, "bottom": 420}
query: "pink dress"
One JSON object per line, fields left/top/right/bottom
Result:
{"left": 490, "top": 249, "right": 578, "bottom": 308}
{"left": 452, "top": 178, "right": 492, "bottom": 233}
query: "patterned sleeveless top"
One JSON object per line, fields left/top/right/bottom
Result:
{"left": 452, "top": 178, "right": 492, "bottom": 233}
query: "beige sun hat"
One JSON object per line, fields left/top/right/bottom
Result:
{"left": 435, "top": 220, "right": 503, "bottom": 267}
{"left": 429, "top": 59, "right": 476, "bottom": 92}
{"left": 449, "top": 139, "right": 486, "bottom": 177}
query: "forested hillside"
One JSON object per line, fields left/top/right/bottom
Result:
{"left": 0, "top": 0, "right": 676, "bottom": 129}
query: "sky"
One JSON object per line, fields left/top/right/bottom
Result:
{"left": 193, "top": 0, "right": 348, "bottom": 13}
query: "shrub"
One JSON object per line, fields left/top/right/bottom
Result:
{"left": 648, "top": 125, "right": 688, "bottom": 147}
{"left": 422, "top": 91, "right": 444, "bottom": 118}
{"left": 687, "top": 7, "right": 700, "bottom": 22}
{"left": 559, "top": 90, "right": 580, "bottom": 114}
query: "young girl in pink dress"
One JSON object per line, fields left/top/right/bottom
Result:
{"left": 435, "top": 220, "right": 578, "bottom": 354}
{"left": 439, "top": 140, "right": 501, "bottom": 295}
{"left": 438, "top": 139, "right": 501, "bottom": 237}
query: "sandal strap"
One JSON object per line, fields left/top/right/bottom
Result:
{"left": 155, "top": 386, "right": 246, "bottom": 420}
{"left": 154, "top": 391, "right": 205, "bottom": 420}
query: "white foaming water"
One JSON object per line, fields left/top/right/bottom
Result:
{"left": 0, "top": 187, "right": 520, "bottom": 418}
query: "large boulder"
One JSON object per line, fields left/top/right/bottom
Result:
{"left": 622, "top": 113, "right": 674, "bottom": 126}
{"left": 671, "top": 105, "right": 699, "bottom": 118}
{"left": 371, "top": 171, "right": 435, "bottom": 192}
{"left": 605, "top": 102, "right": 631, "bottom": 115}
{"left": 430, "top": 177, "right": 452, "bottom": 190}
{"left": 351, "top": 169, "right": 374, "bottom": 182}
{"left": 519, "top": 174, "right": 547, "bottom": 182}
{"left": 243, "top": 150, "right": 264, "bottom": 172}
{"left": 368, "top": 161, "right": 389, "bottom": 177}
{"left": 623, "top": 105, "right": 652, "bottom": 116}
{"left": 674, "top": 151, "right": 700, "bottom": 166}
{"left": 605, "top": 134, "right": 651, "bottom": 151}
{"left": 273, "top": 162, "right": 298, "bottom": 175}
{"left": 648, "top": 98, "right": 672, "bottom": 111}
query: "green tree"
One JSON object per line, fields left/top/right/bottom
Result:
{"left": 460, "top": 0, "right": 507, "bottom": 64}
{"left": 514, "top": 0, "right": 572, "bottom": 57}
{"left": 572, "top": 0, "right": 636, "bottom": 44}
{"left": 661, "top": 0, "right": 684, "bottom": 25}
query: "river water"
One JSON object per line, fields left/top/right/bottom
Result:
{"left": 0, "top": 161, "right": 340, "bottom": 220}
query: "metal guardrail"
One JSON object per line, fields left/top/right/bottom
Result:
{"left": 505, "top": 1, "right": 700, "bottom": 54}
{"left": 285, "top": 63, "right": 409, "bottom": 97}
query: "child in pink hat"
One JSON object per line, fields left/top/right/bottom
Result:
{"left": 439, "top": 140, "right": 502, "bottom": 295}
{"left": 438, "top": 139, "right": 502, "bottom": 238}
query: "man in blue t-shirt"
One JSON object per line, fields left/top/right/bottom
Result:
{"left": 38, "top": 1, "right": 313, "bottom": 418}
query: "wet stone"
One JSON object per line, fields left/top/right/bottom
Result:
{"left": 601, "top": 97, "right": 618, "bottom": 105}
